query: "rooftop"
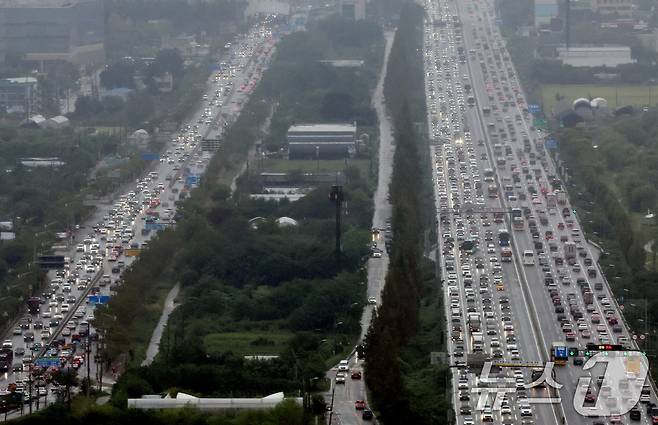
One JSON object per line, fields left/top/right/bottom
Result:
{"left": 0, "top": 77, "right": 38, "bottom": 84}
{"left": 0, "top": 0, "right": 85, "bottom": 8}
{"left": 557, "top": 45, "right": 631, "bottom": 51}
{"left": 288, "top": 123, "right": 356, "bottom": 134}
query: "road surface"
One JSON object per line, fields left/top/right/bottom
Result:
{"left": 424, "top": 0, "right": 658, "bottom": 424}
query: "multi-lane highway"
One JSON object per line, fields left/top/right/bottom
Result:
{"left": 426, "top": 0, "right": 657, "bottom": 424}
{"left": 0, "top": 20, "right": 278, "bottom": 417}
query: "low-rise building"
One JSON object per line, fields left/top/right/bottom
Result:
{"left": 287, "top": 123, "right": 357, "bottom": 159}
{"left": 129, "top": 392, "right": 301, "bottom": 411}
{"left": 557, "top": 45, "right": 633, "bottom": 67}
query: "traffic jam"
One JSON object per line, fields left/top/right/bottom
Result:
{"left": 428, "top": 0, "right": 656, "bottom": 424}
{"left": 0, "top": 20, "right": 278, "bottom": 415}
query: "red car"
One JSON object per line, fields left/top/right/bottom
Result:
{"left": 355, "top": 400, "right": 366, "bottom": 410}
{"left": 351, "top": 371, "right": 362, "bottom": 380}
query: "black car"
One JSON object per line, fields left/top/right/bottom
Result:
{"left": 630, "top": 408, "right": 641, "bottom": 421}
{"left": 362, "top": 409, "right": 373, "bottom": 420}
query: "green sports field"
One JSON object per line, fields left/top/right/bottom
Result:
{"left": 541, "top": 84, "right": 658, "bottom": 112}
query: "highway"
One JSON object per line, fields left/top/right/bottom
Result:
{"left": 426, "top": 0, "right": 658, "bottom": 424}
{"left": 0, "top": 19, "right": 279, "bottom": 418}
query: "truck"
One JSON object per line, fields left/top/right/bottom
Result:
{"left": 468, "top": 313, "right": 482, "bottom": 332}
{"left": 472, "top": 331, "right": 484, "bottom": 348}
{"left": 513, "top": 217, "right": 524, "bottom": 231}
{"left": 556, "top": 190, "right": 567, "bottom": 206}
{"left": 546, "top": 193, "right": 557, "bottom": 210}
{"left": 583, "top": 291, "right": 594, "bottom": 305}
{"left": 564, "top": 242, "right": 577, "bottom": 264}
{"left": 27, "top": 297, "right": 41, "bottom": 315}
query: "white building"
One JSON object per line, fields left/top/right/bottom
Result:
{"left": 128, "top": 392, "right": 302, "bottom": 411}
{"left": 557, "top": 45, "right": 634, "bottom": 67}
{"left": 44, "top": 115, "right": 70, "bottom": 129}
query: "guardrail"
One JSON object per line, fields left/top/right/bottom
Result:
{"left": 37, "top": 268, "right": 103, "bottom": 359}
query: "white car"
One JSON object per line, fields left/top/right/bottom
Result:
{"left": 368, "top": 297, "right": 377, "bottom": 305}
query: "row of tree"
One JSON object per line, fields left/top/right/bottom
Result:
{"left": 13, "top": 398, "right": 304, "bottom": 425}
{"left": 364, "top": 4, "right": 451, "bottom": 424}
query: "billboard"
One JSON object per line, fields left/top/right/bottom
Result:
{"left": 88, "top": 295, "right": 111, "bottom": 305}
{"left": 140, "top": 153, "right": 160, "bottom": 161}
{"left": 35, "top": 357, "right": 61, "bottom": 368}
{"left": 124, "top": 248, "right": 140, "bottom": 257}
{"left": 37, "top": 255, "right": 65, "bottom": 269}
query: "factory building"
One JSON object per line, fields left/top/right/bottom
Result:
{"left": 287, "top": 123, "right": 357, "bottom": 159}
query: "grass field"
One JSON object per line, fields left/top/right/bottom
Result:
{"left": 204, "top": 331, "right": 293, "bottom": 356}
{"left": 541, "top": 84, "right": 658, "bottom": 112}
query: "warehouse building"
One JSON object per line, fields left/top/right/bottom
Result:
{"left": 287, "top": 123, "right": 357, "bottom": 159}
{"left": 0, "top": 0, "right": 104, "bottom": 66}
{"left": 557, "top": 45, "right": 633, "bottom": 67}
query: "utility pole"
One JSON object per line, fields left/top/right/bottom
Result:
{"left": 28, "top": 366, "right": 33, "bottom": 415}
{"left": 86, "top": 322, "right": 91, "bottom": 397}
{"left": 329, "top": 185, "right": 344, "bottom": 269}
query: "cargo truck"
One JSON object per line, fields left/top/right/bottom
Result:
{"left": 468, "top": 313, "right": 482, "bottom": 332}
{"left": 564, "top": 242, "right": 577, "bottom": 265}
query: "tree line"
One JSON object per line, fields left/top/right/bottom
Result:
{"left": 364, "top": 4, "right": 452, "bottom": 423}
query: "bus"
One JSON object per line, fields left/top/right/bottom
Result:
{"left": 551, "top": 342, "right": 568, "bottom": 366}
{"left": 498, "top": 229, "right": 510, "bottom": 247}
{"left": 523, "top": 250, "right": 535, "bottom": 265}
